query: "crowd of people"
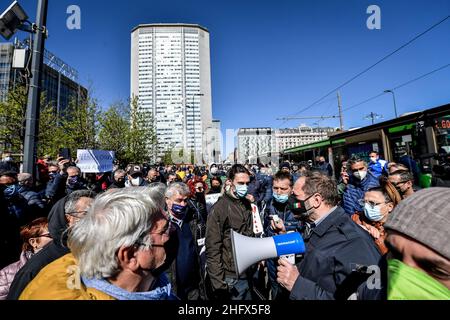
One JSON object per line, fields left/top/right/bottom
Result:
{"left": 0, "top": 151, "right": 448, "bottom": 300}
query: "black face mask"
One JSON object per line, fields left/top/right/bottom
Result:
{"left": 195, "top": 192, "right": 205, "bottom": 202}
{"left": 115, "top": 179, "right": 125, "bottom": 188}
{"left": 288, "top": 194, "right": 313, "bottom": 221}
{"left": 149, "top": 235, "right": 179, "bottom": 277}
{"left": 210, "top": 186, "right": 221, "bottom": 192}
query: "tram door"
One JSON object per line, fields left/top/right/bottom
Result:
{"left": 390, "top": 134, "right": 414, "bottom": 162}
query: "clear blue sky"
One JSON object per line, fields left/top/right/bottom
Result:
{"left": 4, "top": 0, "right": 450, "bottom": 157}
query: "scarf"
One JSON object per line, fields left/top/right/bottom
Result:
{"left": 81, "top": 273, "right": 176, "bottom": 300}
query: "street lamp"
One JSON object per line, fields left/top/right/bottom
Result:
{"left": 0, "top": 0, "right": 48, "bottom": 180}
{"left": 185, "top": 93, "right": 203, "bottom": 164}
{"left": 384, "top": 89, "right": 398, "bottom": 118}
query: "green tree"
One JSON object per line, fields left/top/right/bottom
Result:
{"left": 0, "top": 85, "right": 27, "bottom": 155}
{"left": 59, "top": 93, "right": 99, "bottom": 152}
{"left": 0, "top": 85, "right": 61, "bottom": 157}
{"left": 98, "top": 101, "right": 129, "bottom": 162}
{"left": 124, "top": 96, "right": 157, "bottom": 164}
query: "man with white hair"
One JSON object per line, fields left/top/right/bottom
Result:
{"left": 19, "top": 187, "right": 178, "bottom": 300}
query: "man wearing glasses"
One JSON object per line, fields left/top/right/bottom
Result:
{"left": 388, "top": 170, "right": 415, "bottom": 199}
{"left": 19, "top": 187, "right": 178, "bottom": 300}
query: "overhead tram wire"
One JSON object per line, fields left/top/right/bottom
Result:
{"left": 278, "top": 15, "right": 450, "bottom": 127}
{"left": 337, "top": 63, "right": 450, "bottom": 114}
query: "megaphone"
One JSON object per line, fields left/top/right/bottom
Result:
{"left": 231, "top": 229, "right": 306, "bottom": 276}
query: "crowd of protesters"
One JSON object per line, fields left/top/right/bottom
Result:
{"left": 0, "top": 151, "right": 448, "bottom": 300}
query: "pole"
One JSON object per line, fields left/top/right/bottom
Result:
{"left": 23, "top": 0, "right": 48, "bottom": 179}
{"left": 183, "top": 97, "right": 188, "bottom": 157}
{"left": 191, "top": 95, "right": 195, "bottom": 164}
{"left": 371, "top": 112, "right": 375, "bottom": 125}
{"left": 391, "top": 91, "right": 398, "bottom": 118}
{"left": 337, "top": 91, "right": 344, "bottom": 130}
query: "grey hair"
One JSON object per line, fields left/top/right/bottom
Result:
{"left": 147, "top": 183, "right": 167, "bottom": 205}
{"left": 347, "top": 156, "right": 368, "bottom": 169}
{"left": 18, "top": 173, "right": 33, "bottom": 183}
{"left": 67, "top": 166, "right": 81, "bottom": 174}
{"left": 114, "top": 169, "right": 125, "bottom": 178}
{"left": 64, "top": 190, "right": 97, "bottom": 214}
{"left": 68, "top": 187, "right": 164, "bottom": 279}
{"left": 165, "top": 182, "right": 190, "bottom": 199}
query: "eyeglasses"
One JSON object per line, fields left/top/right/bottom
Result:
{"left": 358, "top": 199, "right": 387, "bottom": 209}
{"left": 37, "top": 233, "right": 52, "bottom": 239}
{"left": 135, "top": 221, "right": 174, "bottom": 249}
{"left": 67, "top": 210, "right": 88, "bottom": 218}
{"left": 195, "top": 187, "right": 204, "bottom": 191}
{"left": 390, "top": 180, "right": 408, "bottom": 187}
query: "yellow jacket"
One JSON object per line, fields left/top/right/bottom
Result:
{"left": 19, "top": 253, "right": 115, "bottom": 300}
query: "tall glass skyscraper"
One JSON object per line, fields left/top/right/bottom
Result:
{"left": 131, "top": 24, "right": 213, "bottom": 164}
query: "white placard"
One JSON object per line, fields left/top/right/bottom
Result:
{"left": 76, "top": 149, "right": 115, "bottom": 173}
{"left": 205, "top": 193, "right": 221, "bottom": 214}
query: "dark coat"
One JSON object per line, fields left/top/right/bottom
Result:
{"left": 6, "top": 197, "right": 70, "bottom": 300}
{"left": 205, "top": 192, "right": 254, "bottom": 291}
{"left": 0, "top": 192, "right": 22, "bottom": 269}
{"left": 289, "top": 206, "right": 382, "bottom": 300}
{"left": 45, "top": 173, "right": 67, "bottom": 202}
{"left": 166, "top": 200, "right": 207, "bottom": 300}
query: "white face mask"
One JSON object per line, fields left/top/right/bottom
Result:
{"left": 353, "top": 170, "right": 367, "bottom": 181}
{"left": 131, "top": 177, "right": 142, "bottom": 186}
{"left": 370, "top": 157, "right": 377, "bottom": 163}
{"left": 210, "top": 167, "right": 218, "bottom": 175}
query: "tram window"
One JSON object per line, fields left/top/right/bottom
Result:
{"left": 435, "top": 116, "right": 450, "bottom": 156}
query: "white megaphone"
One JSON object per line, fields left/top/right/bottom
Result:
{"left": 231, "top": 229, "right": 306, "bottom": 276}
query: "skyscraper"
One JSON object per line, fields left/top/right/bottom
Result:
{"left": 130, "top": 23, "right": 213, "bottom": 164}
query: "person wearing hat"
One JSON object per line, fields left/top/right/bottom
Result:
{"left": 125, "top": 165, "right": 147, "bottom": 187}
{"left": 280, "top": 162, "right": 291, "bottom": 174}
{"left": 384, "top": 187, "right": 450, "bottom": 300}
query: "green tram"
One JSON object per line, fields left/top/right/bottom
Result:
{"left": 282, "top": 103, "right": 450, "bottom": 188}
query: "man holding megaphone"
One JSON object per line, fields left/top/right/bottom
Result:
{"left": 271, "top": 171, "right": 382, "bottom": 300}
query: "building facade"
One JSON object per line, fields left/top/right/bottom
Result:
{"left": 237, "top": 128, "right": 275, "bottom": 164}
{"left": 204, "top": 119, "right": 222, "bottom": 163}
{"left": 0, "top": 42, "right": 87, "bottom": 114}
{"left": 130, "top": 24, "right": 213, "bottom": 164}
{"left": 275, "top": 125, "right": 335, "bottom": 152}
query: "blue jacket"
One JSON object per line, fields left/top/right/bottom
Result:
{"left": 263, "top": 199, "right": 301, "bottom": 237}
{"left": 18, "top": 187, "right": 45, "bottom": 210}
{"left": 342, "top": 171, "right": 379, "bottom": 215}
{"left": 290, "top": 206, "right": 382, "bottom": 300}
{"left": 316, "top": 162, "right": 333, "bottom": 177}
{"left": 45, "top": 173, "right": 67, "bottom": 201}
{"left": 368, "top": 159, "right": 388, "bottom": 178}
{"left": 398, "top": 155, "right": 420, "bottom": 183}
{"left": 257, "top": 173, "right": 273, "bottom": 205}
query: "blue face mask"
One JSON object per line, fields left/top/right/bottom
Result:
{"left": 68, "top": 176, "right": 79, "bottom": 185}
{"left": 171, "top": 203, "right": 188, "bottom": 218}
{"left": 273, "top": 193, "right": 289, "bottom": 203}
{"left": 3, "top": 184, "right": 18, "bottom": 198}
{"left": 364, "top": 203, "right": 384, "bottom": 222}
{"left": 49, "top": 172, "right": 58, "bottom": 179}
{"left": 234, "top": 184, "right": 248, "bottom": 198}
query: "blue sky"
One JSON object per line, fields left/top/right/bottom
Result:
{"left": 3, "top": 0, "right": 450, "bottom": 157}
